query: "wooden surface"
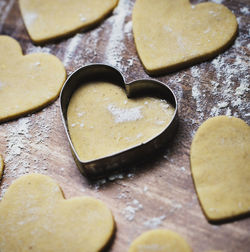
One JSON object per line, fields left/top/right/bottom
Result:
{"left": 0, "top": 0, "right": 249, "bottom": 251}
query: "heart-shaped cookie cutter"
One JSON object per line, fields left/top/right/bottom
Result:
{"left": 60, "top": 64, "right": 178, "bottom": 178}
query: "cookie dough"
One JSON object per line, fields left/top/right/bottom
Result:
{"left": 0, "top": 174, "right": 115, "bottom": 252}
{"left": 190, "top": 116, "right": 250, "bottom": 221}
{"left": 0, "top": 36, "right": 66, "bottom": 122}
{"left": 67, "top": 81, "right": 175, "bottom": 161}
{"left": 19, "top": 0, "right": 118, "bottom": 43}
{"left": 132, "top": 0, "right": 237, "bottom": 75}
{"left": 128, "top": 229, "right": 192, "bottom": 252}
{"left": 0, "top": 155, "right": 4, "bottom": 179}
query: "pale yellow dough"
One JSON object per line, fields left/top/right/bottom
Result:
{"left": 128, "top": 229, "right": 192, "bottom": 252}
{"left": 0, "top": 174, "right": 115, "bottom": 252}
{"left": 132, "top": 0, "right": 237, "bottom": 75}
{"left": 67, "top": 81, "right": 175, "bottom": 161}
{"left": 0, "top": 155, "right": 4, "bottom": 179}
{"left": 0, "top": 36, "right": 66, "bottom": 122}
{"left": 190, "top": 116, "right": 250, "bottom": 221}
{"left": 19, "top": 0, "right": 118, "bottom": 43}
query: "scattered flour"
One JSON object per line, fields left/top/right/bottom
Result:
{"left": 93, "top": 172, "right": 133, "bottom": 190}
{"left": 143, "top": 215, "right": 166, "bottom": 228}
{"left": 107, "top": 104, "right": 143, "bottom": 123}
{"left": 26, "top": 45, "right": 51, "bottom": 54}
{"left": 4, "top": 118, "right": 31, "bottom": 163}
{"left": 210, "top": 106, "right": 220, "bottom": 117}
{"left": 179, "top": 166, "right": 186, "bottom": 172}
{"left": 235, "top": 80, "right": 249, "bottom": 96}
{"left": 63, "top": 34, "right": 84, "bottom": 67}
{"left": 122, "top": 199, "right": 143, "bottom": 221}
{"left": 127, "top": 173, "right": 135, "bottom": 178}
{"left": 240, "top": 7, "right": 250, "bottom": 15}
{"left": 190, "top": 35, "right": 249, "bottom": 122}
{"left": 0, "top": 103, "right": 59, "bottom": 199}
{"left": 93, "top": 178, "right": 107, "bottom": 190}
{"left": 210, "top": 52, "right": 249, "bottom": 117}
{"left": 127, "top": 58, "right": 134, "bottom": 66}
{"left": 124, "top": 20, "right": 132, "bottom": 35}
{"left": 62, "top": 26, "right": 103, "bottom": 71}
{"left": 218, "top": 101, "right": 228, "bottom": 108}
{"left": 104, "top": 0, "right": 133, "bottom": 71}
{"left": 108, "top": 173, "right": 124, "bottom": 181}
{"left": 191, "top": 66, "right": 205, "bottom": 120}
{"left": 166, "top": 73, "right": 184, "bottom": 103}
{"left": 117, "top": 192, "right": 127, "bottom": 199}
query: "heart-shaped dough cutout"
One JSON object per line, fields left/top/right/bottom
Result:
{"left": 132, "top": 0, "right": 237, "bottom": 75}
{"left": 19, "top": 0, "right": 118, "bottom": 43}
{"left": 0, "top": 174, "right": 115, "bottom": 251}
{"left": 0, "top": 155, "right": 4, "bottom": 179}
{"left": 128, "top": 229, "right": 192, "bottom": 252}
{"left": 0, "top": 36, "right": 66, "bottom": 122}
{"left": 190, "top": 116, "right": 250, "bottom": 221}
{"left": 67, "top": 80, "right": 175, "bottom": 162}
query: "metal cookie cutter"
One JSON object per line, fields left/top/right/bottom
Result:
{"left": 60, "top": 64, "right": 178, "bottom": 179}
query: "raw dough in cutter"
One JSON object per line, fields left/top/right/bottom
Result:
{"left": 19, "top": 0, "right": 118, "bottom": 43}
{"left": 0, "top": 174, "right": 115, "bottom": 252}
{"left": 190, "top": 116, "right": 250, "bottom": 221}
{"left": 132, "top": 0, "right": 237, "bottom": 75}
{"left": 0, "top": 35, "right": 66, "bottom": 122}
{"left": 128, "top": 229, "right": 192, "bottom": 252}
{"left": 0, "top": 155, "right": 4, "bottom": 179}
{"left": 67, "top": 81, "right": 175, "bottom": 161}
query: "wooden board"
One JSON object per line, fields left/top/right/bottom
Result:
{"left": 0, "top": 0, "right": 249, "bottom": 251}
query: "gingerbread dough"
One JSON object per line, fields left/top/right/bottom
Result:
{"left": 132, "top": 0, "right": 237, "bottom": 75}
{"left": 0, "top": 174, "right": 114, "bottom": 252}
{"left": 128, "top": 229, "right": 192, "bottom": 252}
{"left": 19, "top": 0, "right": 118, "bottom": 43}
{"left": 0, "top": 36, "right": 66, "bottom": 122}
{"left": 190, "top": 116, "right": 250, "bottom": 221}
{"left": 0, "top": 155, "right": 4, "bottom": 179}
{"left": 67, "top": 81, "right": 175, "bottom": 161}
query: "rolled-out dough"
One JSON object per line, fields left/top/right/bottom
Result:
{"left": 128, "top": 229, "right": 192, "bottom": 252}
{"left": 132, "top": 0, "right": 237, "bottom": 75}
{"left": 67, "top": 81, "right": 175, "bottom": 161}
{"left": 0, "top": 35, "right": 66, "bottom": 122}
{"left": 19, "top": 0, "right": 118, "bottom": 43}
{"left": 0, "top": 174, "right": 115, "bottom": 252}
{"left": 190, "top": 116, "right": 250, "bottom": 221}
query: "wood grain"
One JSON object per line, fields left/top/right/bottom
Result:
{"left": 0, "top": 0, "right": 249, "bottom": 251}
